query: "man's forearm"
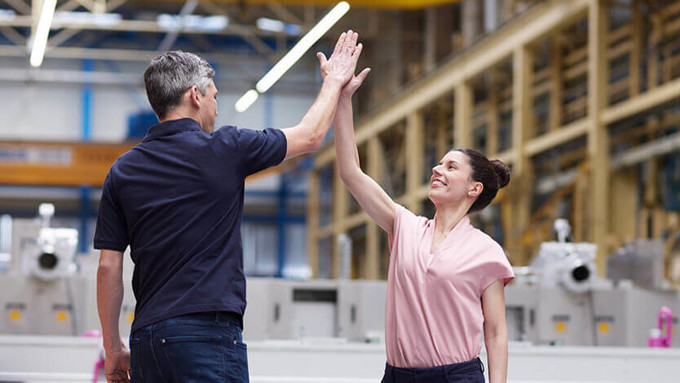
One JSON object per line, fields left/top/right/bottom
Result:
{"left": 485, "top": 334, "right": 508, "bottom": 383}
{"left": 298, "top": 77, "right": 344, "bottom": 147}
{"left": 97, "top": 265, "right": 125, "bottom": 352}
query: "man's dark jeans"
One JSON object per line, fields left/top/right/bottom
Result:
{"left": 129, "top": 311, "right": 248, "bottom": 382}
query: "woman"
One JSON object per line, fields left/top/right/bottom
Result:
{"left": 330, "top": 65, "right": 514, "bottom": 383}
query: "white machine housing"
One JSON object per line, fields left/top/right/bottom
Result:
{"left": 528, "top": 219, "right": 597, "bottom": 293}
{"left": 20, "top": 228, "right": 78, "bottom": 282}
{"left": 531, "top": 241, "right": 598, "bottom": 293}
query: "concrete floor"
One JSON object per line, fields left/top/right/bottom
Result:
{"left": 1, "top": 336, "right": 679, "bottom": 382}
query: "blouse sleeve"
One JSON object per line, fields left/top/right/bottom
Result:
{"left": 479, "top": 244, "right": 515, "bottom": 293}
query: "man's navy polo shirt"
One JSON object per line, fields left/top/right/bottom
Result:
{"left": 94, "top": 118, "right": 287, "bottom": 333}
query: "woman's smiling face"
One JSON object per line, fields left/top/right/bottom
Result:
{"left": 428, "top": 150, "right": 481, "bottom": 206}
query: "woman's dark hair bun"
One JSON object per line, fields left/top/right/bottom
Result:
{"left": 491, "top": 159, "right": 511, "bottom": 188}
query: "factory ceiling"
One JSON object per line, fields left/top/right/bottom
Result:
{"left": 0, "top": 0, "right": 461, "bottom": 65}
{"left": 139, "top": 0, "right": 464, "bottom": 8}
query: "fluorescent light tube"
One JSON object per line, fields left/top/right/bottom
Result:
{"left": 257, "top": 17, "right": 286, "bottom": 33}
{"left": 0, "top": 9, "right": 16, "bottom": 22}
{"left": 53, "top": 12, "right": 122, "bottom": 28}
{"left": 257, "top": 17, "right": 302, "bottom": 35}
{"left": 235, "top": 89, "right": 259, "bottom": 113}
{"left": 157, "top": 14, "right": 228, "bottom": 32}
{"left": 30, "top": 0, "right": 57, "bottom": 67}
{"left": 255, "top": 1, "right": 350, "bottom": 93}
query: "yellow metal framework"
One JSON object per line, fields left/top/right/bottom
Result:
{"left": 310, "top": 0, "right": 680, "bottom": 280}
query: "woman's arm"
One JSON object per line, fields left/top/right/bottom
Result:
{"left": 334, "top": 70, "right": 396, "bottom": 236}
{"left": 282, "top": 31, "right": 361, "bottom": 160}
{"left": 482, "top": 279, "right": 509, "bottom": 383}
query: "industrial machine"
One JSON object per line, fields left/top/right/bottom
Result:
{"left": 527, "top": 218, "right": 597, "bottom": 293}
{"left": 0, "top": 204, "right": 85, "bottom": 336}
{"left": 1, "top": 208, "right": 678, "bottom": 350}
{"left": 244, "top": 278, "right": 386, "bottom": 343}
{"left": 505, "top": 219, "right": 680, "bottom": 347}
{"left": 607, "top": 239, "right": 667, "bottom": 290}
{"left": 19, "top": 204, "right": 78, "bottom": 282}
{"left": 0, "top": 204, "right": 385, "bottom": 343}
{"left": 0, "top": 204, "right": 135, "bottom": 338}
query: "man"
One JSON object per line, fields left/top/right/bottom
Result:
{"left": 96, "top": 30, "right": 363, "bottom": 383}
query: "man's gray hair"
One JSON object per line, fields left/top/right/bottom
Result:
{"left": 144, "top": 51, "right": 215, "bottom": 120}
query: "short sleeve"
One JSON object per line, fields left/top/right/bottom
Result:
{"left": 94, "top": 172, "right": 129, "bottom": 251}
{"left": 480, "top": 246, "right": 515, "bottom": 293}
{"left": 236, "top": 128, "right": 287, "bottom": 176}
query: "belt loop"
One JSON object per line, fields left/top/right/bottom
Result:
{"left": 479, "top": 358, "right": 485, "bottom": 373}
{"left": 215, "top": 311, "right": 221, "bottom": 323}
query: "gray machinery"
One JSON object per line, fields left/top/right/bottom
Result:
{"left": 607, "top": 239, "right": 667, "bottom": 290}
{"left": 0, "top": 204, "right": 85, "bottom": 336}
{"left": 244, "top": 278, "right": 386, "bottom": 343}
{"left": 3, "top": 207, "right": 678, "bottom": 349}
{"left": 505, "top": 219, "right": 680, "bottom": 347}
{"left": 528, "top": 219, "right": 597, "bottom": 293}
{"left": 20, "top": 204, "right": 78, "bottom": 282}
{"left": 244, "top": 278, "right": 340, "bottom": 341}
{"left": 0, "top": 204, "right": 135, "bottom": 338}
{"left": 0, "top": 203, "right": 382, "bottom": 343}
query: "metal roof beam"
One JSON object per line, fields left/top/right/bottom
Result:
{"left": 0, "top": 15, "right": 291, "bottom": 38}
{"left": 266, "top": 2, "right": 303, "bottom": 26}
{"left": 0, "top": 67, "right": 142, "bottom": 84}
{"left": 0, "top": 44, "right": 277, "bottom": 67}
{"left": 47, "top": 0, "right": 130, "bottom": 49}
{"left": 56, "top": 0, "right": 84, "bottom": 13}
{"left": 74, "top": 0, "right": 95, "bottom": 12}
{"left": 198, "top": 0, "right": 277, "bottom": 60}
{"left": 0, "top": 26, "right": 26, "bottom": 45}
{"left": 186, "top": 0, "right": 462, "bottom": 9}
{"left": 5, "top": 0, "right": 31, "bottom": 15}
{"left": 157, "top": 0, "right": 198, "bottom": 52}
{"left": 46, "top": 28, "right": 80, "bottom": 48}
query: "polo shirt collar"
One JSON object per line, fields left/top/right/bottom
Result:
{"left": 143, "top": 118, "right": 202, "bottom": 142}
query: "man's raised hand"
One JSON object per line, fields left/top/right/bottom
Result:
{"left": 317, "top": 30, "right": 363, "bottom": 86}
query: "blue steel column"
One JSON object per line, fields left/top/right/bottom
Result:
{"left": 82, "top": 59, "right": 93, "bottom": 140}
{"left": 80, "top": 59, "right": 93, "bottom": 253}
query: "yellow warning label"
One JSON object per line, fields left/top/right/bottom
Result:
{"left": 555, "top": 321, "right": 566, "bottom": 333}
{"left": 9, "top": 309, "right": 21, "bottom": 321}
{"left": 598, "top": 322, "right": 610, "bottom": 333}
{"left": 56, "top": 310, "right": 68, "bottom": 322}
{"left": 127, "top": 313, "right": 134, "bottom": 323}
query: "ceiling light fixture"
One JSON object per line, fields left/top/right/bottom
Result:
{"left": 52, "top": 12, "right": 122, "bottom": 28}
{"left": 256, "top": 17, "right": 286, "bottom": 33}
{"left": 30, "top": 0, "right": 57, "bottom": 67}
{"left": 0, "top": 9, "right": 16, "bottom": 22}
{"left": 235, "top": 89, "right": 259, "bottom": 113}
{"left": 157, "top": 14, "right": 228, "bottom": 32}
{"left": 235, "top": 1, "right": 349, "bottom": 113}
{"left": 256, "top": 17, "right": 302, "bottom": 35}
{"left": 255, "top": 1, "right": 350, "bottom": 94}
